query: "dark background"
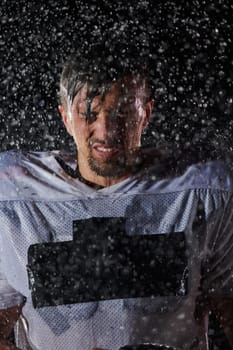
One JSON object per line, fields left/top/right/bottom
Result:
{"left": 1, "top": 0, "right": 233, "bottom": 348}
{"left": 1, "top": 0, "right": 233, "bottom": 154}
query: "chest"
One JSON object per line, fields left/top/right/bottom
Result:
{"left": 1, "top": 191, "right": 206, "bottom": 300}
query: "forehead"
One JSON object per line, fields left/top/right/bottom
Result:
{"left": 72, "top": 76, "right": 147, "bottom": 108}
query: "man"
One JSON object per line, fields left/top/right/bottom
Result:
{"left": 0, "top": 43, "right": 232, "bottom": 350}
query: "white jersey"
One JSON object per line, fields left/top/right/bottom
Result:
{"left": 0, "top": 150, "right": 232, "bottom": 350}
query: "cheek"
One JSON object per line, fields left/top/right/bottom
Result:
{"left": 71, "top": 119, "right": 91, "bottom": 144}
{"left": 123, "top": 119, "right": 144, "bottom": 147}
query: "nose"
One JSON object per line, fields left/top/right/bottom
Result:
{"left": 92, "top": 110, "right": 118, "bottom": 140}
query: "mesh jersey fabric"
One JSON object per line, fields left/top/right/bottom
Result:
{"left": 0, "top": 150, "right": 232, "bottom": 350}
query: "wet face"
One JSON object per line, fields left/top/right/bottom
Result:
{"left": 59, "top": 76, "right": 154, "bottom": 183}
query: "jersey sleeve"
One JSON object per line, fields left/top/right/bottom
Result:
{"left": 0, "top": 269, "right": 24, "bottom": 309}
{"left": 201, "top": 193, "right": 233, "bottom": 297}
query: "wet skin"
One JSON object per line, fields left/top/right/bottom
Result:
{"left": 59, "top": 76, "right": 154, "bottom": 187}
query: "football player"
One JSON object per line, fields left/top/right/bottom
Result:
{"left": 0, "top": 42, "right": 232, "bottom": 350}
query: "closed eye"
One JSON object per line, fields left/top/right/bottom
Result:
{"left": 116, "top": 110, "right": 129, "bottom": 118}
{"left": 80, "top": 111, "right": 98, "bottom": 120}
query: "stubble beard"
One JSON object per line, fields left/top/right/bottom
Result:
{"left": 88, "top": 153, "right": 128, "bottom": 178}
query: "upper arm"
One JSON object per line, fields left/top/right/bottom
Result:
{"left": 201, "top": 193, "right": 233, "bottom": 297}
{"left": 0, "top": 304, "right": 23, "bottom": 339}
{"left": 0, "top": 272, "right": 24, "bottom": 340}
{"left": 209, "top": 297, "right": 233, "bottom": 348}
{"left": 201, "top": 194, "right": 233, "bottom": 347}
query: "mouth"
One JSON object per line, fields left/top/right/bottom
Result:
{"left": 92, "top": 143, "right": 120, "bottom": 159}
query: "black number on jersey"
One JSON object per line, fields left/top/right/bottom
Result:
{"left": 27, "top": 217, "right": 188, "bottom": 308}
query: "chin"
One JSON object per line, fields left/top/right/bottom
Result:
{"left": 88, "top": 157, "right": 127, "bottom": 178}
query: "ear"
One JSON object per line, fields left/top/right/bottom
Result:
{"left": 58, "top": 105, "right": 73, "bottom": 136}
{"left": 143, "top": 99, "right": 154, "bottom": 129}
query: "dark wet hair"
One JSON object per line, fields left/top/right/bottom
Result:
{"left": 59, "top": 41, "right": 154, "bottom": 114}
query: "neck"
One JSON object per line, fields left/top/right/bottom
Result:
{"left": 77, "top": 157, "right": 130, "bottom": 188}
